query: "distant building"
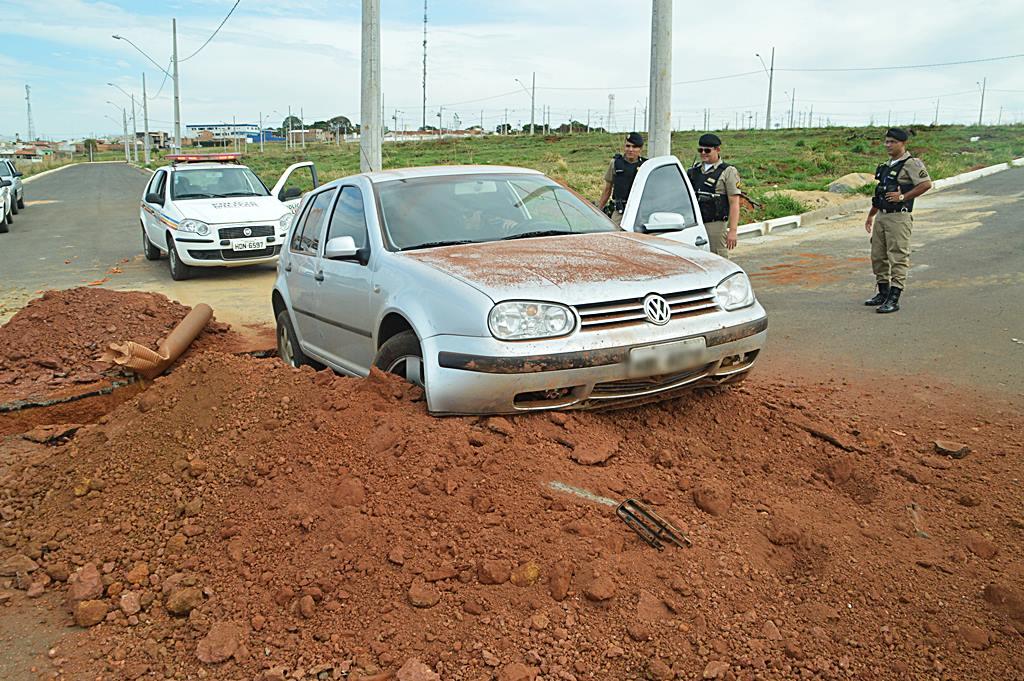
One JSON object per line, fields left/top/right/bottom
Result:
{"left": 185, "top": 123, "right": 259, "bottom": 140}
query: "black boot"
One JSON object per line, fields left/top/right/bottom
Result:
{"left": 877, "top": 286, "right": 902, "bottom": 313}
{"left": 864, "top": 282, "right": 890, "bottom": 306}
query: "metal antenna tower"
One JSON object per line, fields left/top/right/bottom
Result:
{"left": 422, "top": 0, "right": 428, "bottom": 131}
{"left": 25, "top": 85, "right": 35, "bottom": 140}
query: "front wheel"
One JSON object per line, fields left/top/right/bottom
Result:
{"left": 10, "top": 199, "right": 16, "bottom": 215}
{"left": 276, "top": 309, "right": 311, "bottom": 368}
{"left": 373, "top": 330, "right": 424, "bottom": 388}
{"left": 4, "top": 206, "right": 12, "bottom": 225}
{"left": 16, "top": 194, "right": 24, "bottom": 210}
{"left": 143, "top": 225, "right": 161, "bottom": 260}
{"left": 167, "top": 236, "right": 194, "bottom": 281}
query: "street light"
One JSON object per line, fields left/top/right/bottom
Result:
{"left": 514, "top": 74, "right": 536, "bottom": 135}
{"left": 106, "top": 101, "right": 130, "bottom": 162}
{"left": 112, "top": 20, "right": 181, "bottom": 151}
{"left": 755, "top": 48, "right": 775, "bottom": 130}
{"left": 108, "top": 83, "right": 138, "bottom": 163}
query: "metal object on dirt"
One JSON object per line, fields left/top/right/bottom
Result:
{"left": 616, "top": 498, "right": 691, "bottom": 550}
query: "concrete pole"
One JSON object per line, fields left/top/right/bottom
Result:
{"left": 301, "top": 107, "right": 306, "bottom": 148}
{"left": 360, "top": 0, "right": 382, "bottom": 172}
{"left": 789, "top": 89, "right": 795, "bottom": 128}
{"left": 978, "top": 77, "right": 987, "bottom": 126}
{"left": 172, "top": 18, "right": 181, "bottom": 151}
{"left": 128, "top": 94, "right": 138, "bottom": 162}
{"left": 530, "top": 72, "right": 536, "bottom": 135}
{"left": 142, "top": 73, "right": 150, "bottom": 165}
{"left": 259, "top": 111, "right": 264, "bottom": 153}
{"left": 288, "top": 105, "right": 293, "bottom": 150}
{"left": 648, "top": 0, "right": 672, "bottom": 157}
{"left": 765, "top": 47, "right": 774, "bottom": 130}
{"left": 122, "top": 109, "right": 129, "bottom": 162}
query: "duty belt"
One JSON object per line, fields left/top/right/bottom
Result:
{"left": 879, "top": 207, "right": 912, "bottom": 214}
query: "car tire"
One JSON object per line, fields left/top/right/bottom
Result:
{"left": 10, "top": 199, "right": 17, "bottom": 215}
{"left": 17, "top": 194, "right": 24, "bottom": 210}
{"left": 373, "top": 330, "right": 425, "bottom": 388}
{"left": 4, "top": 206, "right": 12, "bottom": 225}
{"left": 167, "top": 235, "right": 194, "bottom": 281}
{"left": 143, "top": 225, "right": 161, "bottom": 260}
{"left": 0, "top": 209, "right": 8, "bottom": 233}
{"left": 276, "top": 309, "right": 312, "bottom": 368}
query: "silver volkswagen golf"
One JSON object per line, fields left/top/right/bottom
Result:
{"left": 272, "top": 161, "right": 767, "bottom": 415}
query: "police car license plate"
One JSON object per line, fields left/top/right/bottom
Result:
{"left": 627, "top": 337, "right": 706, "bottom": 378}
{"left": 232, "top": 237, "right": 267, "bottom": 252}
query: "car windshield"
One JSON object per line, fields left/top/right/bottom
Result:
{"left": 0, "top": 164, "right": 11, "bottom": 177}
{"left": 170, "top": 167, "right": 269, "bottom": 200}
{"left": 377, "top": 173, "right": 616, "bottom": 251}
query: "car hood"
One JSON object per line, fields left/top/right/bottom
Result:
{"left": 175, "top": 196, "right": 286, "bottom": 224}
{"left": 403, "top": 232, "right": 738, "bottom": 303}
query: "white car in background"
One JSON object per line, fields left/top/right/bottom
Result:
{"left": 140, "top": 153, "right": 318, "bottom": 280}
{"left": 0, "top": 175, "right": 13, "bottom": 232}
{"left": 0, "top": 160, "right": 25, "bottom": 216}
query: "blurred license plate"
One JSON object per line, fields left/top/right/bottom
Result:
{"left": 232, "top": 237, "right": 267, "bottom": 251}
{"left": 628, "top": 337, "right": 706, "bottom": 377}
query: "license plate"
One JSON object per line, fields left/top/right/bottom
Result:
{"left": 231, "top": 237, "right": 267, "bottom": 251}
{"left": 628, "top": 337, "right": 706, "bottom": 377}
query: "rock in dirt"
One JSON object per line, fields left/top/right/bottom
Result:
{"left": 496, "top": 662, "right": 539, "bottom": 681}
{"left": 828, "top": 172, "right": 875, "bottom": 193}
{"left": 66, "top": 562, "right": 103, "bottom": 603}
{"left": 407, "top": 579, "right": 441, "bottom": 608}
{"left": 585, "top": 573, "right": 616, "bottom": 602}
{"left": 983, "top": 583, "right": 1024, "bottom": 629}
{"left": 477, "top": 559, "right": 511, "bottom": 585}
{"left": 510, "top": 562, "right": 541, "bottom": 587}
{"left": 647, "top": 658, "right": 674, "bottom": 681}
{"left": 196, "top": 622, "right": 241, "bottom": 664}
{"left": 963, "top": 532, "right": 999, "bottom": 560}
{"left": 396, "top": 657, "right": 441, "bottom": 681}
{"left": 702, "top": 660, "right": 730, "bottom": 679}
{"left": 120, "top": 591, "right": 142, "bottom": 616}
{"left": 569, "top": 436, "right": 620, "bottom": 465}
{"left": 74, "top": 599, "right": 108, "bottom": 627}
{"left": 957, "top": 624, "right": 991, "bottom": 650}
{"left": 0, "top": 554, "right": 38, "bottom": 576}
{"left": 934, "top": 440, "right": 971, "bottom": 458}
{"left": 22, "top": 423, "right": 81, "bottom": 443}
{"left": 693, "top": 483, "right": 731, "bottom": 516}
{"left": 548, "top": 560, "right": 573, "bottom": 601}
{"left": 165, "top": 586, "right": 204, "bottom": 616}
{"left": 327, "top": 477, "right": 366, "bottom": 508}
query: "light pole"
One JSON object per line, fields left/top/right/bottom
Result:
{"left": 360, "top": 0, "right": 382, "bottom": 172}
{"left": 977, "top": 78, "right": 987, "bottom": 126}
{"left": 108, "top": 101, "right": 129, "bottom": 162}
{"left": 756, "top": 48, "right": 775, "bottom": 130}
{"left": 108, "top": 83, "right": 138, "bottom": 162}
{"left": 112, "top": 26, "right": 181, "bottom": 151}
{"left": 648, "top": 0, "right": 672, "bottom": 157}
{"left": 141, "top": 74, "right": 150, "bottom": 164}
{"left": 514, "top": 74, "right": 536, "bottom": 135}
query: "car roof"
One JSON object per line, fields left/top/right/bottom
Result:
{"left": 158, "top": 163, "right": 253, "bottom": 172}
{"left": 362, "top": 164, "right": 544, "bottom": 184}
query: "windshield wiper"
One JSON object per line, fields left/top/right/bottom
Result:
{"left": 215, "top": 192, "right": 262, "bottom": 197}
{"left": 501, "top": 230, "right": 575, "bottom": 240}
{"left": 174, "top": 192, "right": 216, "bottom": 199}
{"left": 400, "top": 239, "right": 476, "bottom": 251}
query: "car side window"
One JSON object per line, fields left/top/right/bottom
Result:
{"left": 290, "top": 188, "right": 337, "bottom": 255}
{"left": 0, "top": 162, "right": 10, "bottom": 177}
{"left": 634, "top": 164, "right": 699, "bottom": 229}
{"left": 325, "top": 186, "right": 368, "bottom": 251}
{"left": 147, "top": 171, "right": 166, "bottom": 199}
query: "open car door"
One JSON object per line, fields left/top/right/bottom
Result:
{"left": 619, "top": 155, "right": 710, "bottom": 251}
{"left": 271, "top": 161, "right": 319, "bottom": 211}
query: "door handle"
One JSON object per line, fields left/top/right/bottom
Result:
{"left": 695, "top": 237, "right": 708, "bottom": 246}
{"left": 314, "top": 271, "right": 324, "bottom": 282}
{"left": 284, "top": 263, "right": 292, "bottom": 272}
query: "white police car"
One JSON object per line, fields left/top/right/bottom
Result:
{"left": 140, "top": 153, "right": 319, "bottom": 280}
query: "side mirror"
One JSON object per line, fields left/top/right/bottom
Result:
{"left": 324, "top": 235, "right": 358, "bottom": 260}
{"left": 280, "top": 187, "right": 302, "bottom": 201}
{"left": 145, "top": 192, "right": 163, "bottom": 205}
{"left": 642, "top": 212, "right": 689, "bottom": 233}
{"left": 0, "top": 179, "right": 10, "bottom": 188}
{"left": 14, "top": 171, "right": 23, "bottom": 178}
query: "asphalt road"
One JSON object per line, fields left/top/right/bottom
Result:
{"left": 2, "top": 162, "right": 1021, "bottom": 397}
{"left": 735, "top": 166, "right": 1024, "bottom": 398}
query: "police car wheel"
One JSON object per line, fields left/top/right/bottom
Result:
{"left": 4, "top": 206, "right": 12, "bottom": 225}
{"left": 167, "top": 236, "right": 195, "bottom": 281}
{"left": 0, "top": 209, "right": 8, "bottom": 233}
{"left": 142, "top": 225, "right": 162, "bottom": 261}
{"left": 17, "top": 195, "right": 24, "bottom": 209}
{"left": 10, "top": 200, "right": 17, "bottom": 215}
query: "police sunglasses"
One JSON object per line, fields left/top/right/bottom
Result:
{"left": 697, "top": 147, "right": 715, "bottom": 153}
{"left": 624, "top": 143, "right": 640, "bottom": 149}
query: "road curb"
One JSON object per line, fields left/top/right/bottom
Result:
{"left": 737, "top": 156, "right": 1024, "bottom": 241}
{"left": 22, "top": 161, "right": 128, "bottom": 184}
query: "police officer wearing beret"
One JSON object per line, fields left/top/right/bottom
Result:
{"left": 687, "top": 133, "right": 741, "bottom": 257}
{"left": 599, "top": 132, "right": 647, "bottom": 226}
{"left": 864, "top": 127, "right": 932, "bottom": 313}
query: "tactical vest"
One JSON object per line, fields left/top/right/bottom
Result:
{"left": 611, "top": 154, "right": 646, "bottom": 208}
{"left": 872, "top": 157, "right": 916, "bottom": 212}
{"left": 686, "top": 162, "right": 732, "bottom": 223}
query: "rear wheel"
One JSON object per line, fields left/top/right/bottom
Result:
{"left": 167, "top": 236, "right": 194, "bottom": 281}
{"left": 10, "top": 199, "right": 17, "bottom": 215}
{"left": 16, "top": 194, "right": 24, "bottom": 209}
{"left": 0, "top": 207, "right": 8, "bottom": 233}
{"left": 4, "top": 205, "right": 12, "bottom": 225}
{"left": 373, "top": 330, "right": 424, "bottom": 388}
{"left": 143, "top": 224, "right": 161, "bottom": 260}
{"left": 276, "top": 309, "right": 310, "bottom": 368}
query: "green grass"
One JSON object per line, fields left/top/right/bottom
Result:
{"left": 138, "top": 124, "right": 1023, "bottom": 222}
{"left": 16, "top": 150, "right": 129, "bottom": 179}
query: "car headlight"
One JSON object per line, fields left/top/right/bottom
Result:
{"left": 179, "top": 219, "right": 210, "bottom": 236}
{"left": 278, "top": 213, "right": 293, "bottom": 232}
{"left": 715, "top": 272, "right": 755, "bottom": 311}
{"left": 488, "top": 301, "right": 576, "bottom": 340}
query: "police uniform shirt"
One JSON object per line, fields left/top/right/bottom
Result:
{"left": 888, "top": 151, "right": 931, "bottom": 187}
{"left": 603, "top": 158, "right": 618, "bottom": 184}
{"left": 696, "top": 160, "right": 742, "bottom": 200}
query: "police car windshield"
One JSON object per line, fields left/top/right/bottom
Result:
{"left": 378, "top": 173, "right": 615, "bottom": 251}
{"left": 171, "top": 167, "right": 270, "bottom": 200}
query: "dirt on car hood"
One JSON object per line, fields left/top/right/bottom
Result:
{"left": 174, "top": 195, "right": 287, "bottom": 225}
{"left": 404, "top": 232, "right": 730, "bottom": 300}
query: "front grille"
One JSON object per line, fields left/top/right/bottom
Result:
{"left": 574, "top": 288, "right": 719, "bottom": 331}
{"left": 187, "top": 246, "right": 281, "bottom": 261}
{"left": 590, "top": 362, "right": 714, "bottom": 398}
{"left": 219, "top": 224, "right": 274, "bottom": 240}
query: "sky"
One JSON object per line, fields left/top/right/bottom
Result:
{"left": 1, "top": 0, "right": 1023, "bottom": 140}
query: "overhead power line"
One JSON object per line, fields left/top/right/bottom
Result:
{"left": 777, "top": 52, "right": 1024, "bottom": 73}
{"left": 180, "top": 0, "right": 242, "bottom": 62}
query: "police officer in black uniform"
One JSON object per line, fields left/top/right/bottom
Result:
{"left": 686, "top": 133, "right": 742, "bottom": 257}
{"left": 598, "top": 132, "right": 646, "bottom": 226}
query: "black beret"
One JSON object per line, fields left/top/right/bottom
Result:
{"left": 698, "top": 133, "right": 722, "bottom": 147}
{"left": 885, "top": 127, "right": 909, "bottom": 141}
{"left": 625, "top": 131, "right": 644, "bottom": 147}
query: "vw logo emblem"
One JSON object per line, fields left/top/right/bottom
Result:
{"left": 643, "top": 294, "right": 672, "bottom": 326}
{"left": 243, "top": 227, "right": 252, "bottom": 237}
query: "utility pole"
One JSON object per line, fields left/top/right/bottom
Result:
{"left": 361, "top": 0, "right": 382, "bottom": 171}
{"left": 978, "top": 77, "right": 987, "bottom": 126}
{"left": 437, "top": 106, "right": 443, "bottom": 140}
{"left": 259, "top": 111, "right": 264, "bottom": 153}
{"left": 765, "top": 47, "right": 775, "bottom": 130}
{"left": 789, "top": 89, "right": 795, "bottom": 128}
{"left": 933, "top": 99, "right": 939, "bottom": 126}
{"left": 997, "top": 106, "right": 1003, "bottom": 125}
{"left": 808, "top": 104, "right": 813, "bottom": 128}
{"left": 25, "top": 85, "right": 35, "bottom": 141}
{"left": 142, "top": 73, "right": 150, "bottom": 164}
{"left": 422, "top": 0, "right": 428, "bottom": 131}
{"left": 607, "top": 94, "right": 615, "bottom": 132}
{"left": 633, "top": 106, "right": 637, "bottom": 131}
{"left": 504, "top": 108, "right": 508, "bottom": 134}
{"left": 288, "top": 105, "right": 293, "bottom": 149}
{"left": 122, "top": 108, "right": 129, "bottom": 162}
{"left": 129, "top": 94, "right": 138, "bottom": 162}
{"left": 301, "top": 107, "right": 306, "bottom": 148}
{"left": 530, "top": 72, "right": 536, "bottom": 135}
{"left": 172, "top": 18, "right": 181, "bottom": 152}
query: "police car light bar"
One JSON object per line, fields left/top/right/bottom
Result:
{"left": 165, "top": 153, "right": 242, "bottom": 164}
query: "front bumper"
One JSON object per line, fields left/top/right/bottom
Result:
{"left": 173, "top": 226, "right": 288, "bottom": 267}
{"left": 420, "top": 305, "right": 767, "bottom": 415}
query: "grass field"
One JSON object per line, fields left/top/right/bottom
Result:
{"left": 135, "top": 124, "right": 1023, "bottom": 221}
